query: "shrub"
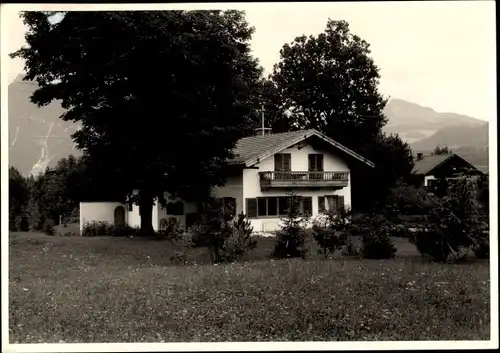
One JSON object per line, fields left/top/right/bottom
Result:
{"left": 43, "top": 219, "right": 55, "bottom": 236}
{"left": 189, "top": 198, "right": 257, "bottom": 263}
{"left": 217, "top": 213, "right": 257, "bottom": 263}
{"left": 384, "top": 182, "right": 439, "bottom": 219}
{"left": 311, "top": 208, "right": 351, "bottom": 259}
{"left": 360, "top": 215, "right": 397, "bottom": 259}
{"left": 410, "top": 176, "right": 488, "bottom": 262}
{"left": 81, "top": 221, "right": 139, "bottom": 237}
{"left": 273, "top": 192, "right": 310, "bottom": 259}
{"left": 473, "top": 237, "right": 489, "bottom": 259}
{"left": 160, "top": 217, "right": 183, "bottom": 241}
{"left": 170, "top": 231, "right": 195, "bottom": 265}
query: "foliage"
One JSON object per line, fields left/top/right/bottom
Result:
{"left": 11, "top": 11, "right": 263, "bottom": 235}
{"left": 9, "top": 233, "right": 490, "bottom": 342}
{"left": 81, "top": 221, "right": 139, "bottom": 237}
{"left": 43, "top": 219, "right": 55, "bottom": 236}
{"left": 189, "top": 198, "right": 256, "bottom": 263}
{"left": 409, "top": 176, "right": 489, "bottom": 262}
{"left": 360, "top": 215, "right": 397, "bottom": 259}
{"left": 273, "top": 192, "right": 310, "bottom": 259}
{"left": 271, "top": 19, "right": 387, "bottom": 147}
{"left": 384, "top": 181, "right": 440, "bottom": 218}
{"left": 9, "top": 167, "right": 30, "bottom": 231}
{"left": 432, "top": 146, "right": 452, "bottom": 155}
{"left": 473, "top": 237, "right": 489, "bottom": 259}
{"left": 353, "top": 133, "right": 415, "bottom": 212}
{"left": 311, "top": 208, "right": 352, "bottom": 259}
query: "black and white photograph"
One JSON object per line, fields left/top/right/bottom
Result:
{"left": 1, "top": 1, "right": 497, "bottom": 351}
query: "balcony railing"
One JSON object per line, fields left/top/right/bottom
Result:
{"left": 259, "top": 171, "right": 349, "bottom": 190}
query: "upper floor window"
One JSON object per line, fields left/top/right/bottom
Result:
{"left": 274, "top": 153, "right": 291, "bottom": 171}
{"left": 308, "top": 154, "right": 324, "bottom": 171}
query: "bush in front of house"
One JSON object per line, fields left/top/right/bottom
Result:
{"left": 311, "top": 208, "right": 351, "bottom": 259}
{"left": 410, "top": 176, "right": 488, "bottom": 263}
{"left": 273, "top": 193, "right": 310, "bottom": 259}
{"left": 81, "top": 221, "right": 139, "bottom": 237}
{"left": 43, "top": 219, "right": 55, "bottom": 236}
{"left": 189, "top": 198, "right": 257, "bottom": 263}
{"left": 360, "top": 215, "right": 397, "bottom": 259}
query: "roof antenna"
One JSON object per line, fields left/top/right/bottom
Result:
{"left": 255, "top": 104, "right": 272, "bottom": 136}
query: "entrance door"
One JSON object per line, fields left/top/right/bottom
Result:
{"left": 114, "top": 206, "right": 126, "bottom": 226}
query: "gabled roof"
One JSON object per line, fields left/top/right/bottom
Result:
{"left": 229, "top": 129, "right": 375, "bottom": 168}
{"left": 411, "top": 153, "right": 482, "bottom": 175}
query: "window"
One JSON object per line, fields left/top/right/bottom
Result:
{"left": 267, "top": 197, "right": 278, "bottom": 216}
{"left": 319, "top": 195, "right": 345, "bottom": 214}
{"left": 274, "top": 153, "right": 291, "bottom": 171}
{"left": 128, "top": 202, "right": 133, "bottom": 212}
{"left": 308, "top": 154, "right": 324, "bottom": 171}
{"left": 278, "top": 196, "right": 288, "bottom": 215}
{"left": 246, "top": 196, "right": 312, "bottom": 218}
{"left": 258, "top": 198, "right": 268, "bottom": 217}
{"left": 309, "top": 154, "right": 324, "bottom": 180}
{"left": 303, "top": 197, "right": 313, "bottom": 215}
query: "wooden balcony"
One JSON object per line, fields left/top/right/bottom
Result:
{"left": 259, "top": 171, "right": 349, "bottom": 190}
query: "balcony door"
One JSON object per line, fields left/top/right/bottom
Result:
{"left": 308, "top": 154, "right": 324, "bottom": 180}
{"left": 274, "top": 153, "right": 291, "bottom": 180}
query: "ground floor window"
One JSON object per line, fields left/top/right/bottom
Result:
{"left": 318, "top": 195, "right": 344, "bottom": 214}
{"left": 246, "top": 196, "right": 312, "bottom": 218}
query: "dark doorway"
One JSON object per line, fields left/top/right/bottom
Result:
{"left": 114, "top": 206, "right": 126, "bottom": 226}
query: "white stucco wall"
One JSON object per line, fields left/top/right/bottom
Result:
{"left": 211, "top": 174, "right": 244, "bottom": 215}
{"left": 242, "top": 142, "right": 352, "bottom": 232}
{"left": 79, "top": 202, "right": 127, "bottom": 233}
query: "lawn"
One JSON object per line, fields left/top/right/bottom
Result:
{"left": 9, "top": 231, "right": 490, "bottom": 342}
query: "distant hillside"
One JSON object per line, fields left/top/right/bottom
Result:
{"left": 383, "top": 98, "right": 489, "bottom": 172}
{"left": 383, "top": 98, "right": 487, "bottom": 144}
{"left": 411, "top": 123, "right": 488, "bottom": 151}
{"left": 8, "top": 74, "right": 81, "bottom": 176}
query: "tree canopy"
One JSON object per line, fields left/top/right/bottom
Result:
{"left": 11, "top": 10, "right": 263, "bottom": 234}
{"left": 271, "top": 20, "right": 388, "bottom": 150}
{"left": 269, "top": 19, "right": 413, "bottom": 210}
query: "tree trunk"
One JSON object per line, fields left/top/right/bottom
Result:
{"left": 138, "top": 190, "right": 155, "bottom": 236}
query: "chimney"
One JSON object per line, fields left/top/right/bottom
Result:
{"left": 416, "top": 153, "right": 423, "bottom": 161}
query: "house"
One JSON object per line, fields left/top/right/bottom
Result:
{"left": 411, "top": 152, "right": 484, "bottom": 188}
{"left": 79, "top": 129, "right": 375, "bottom": 233}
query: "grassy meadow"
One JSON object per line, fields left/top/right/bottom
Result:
{"left": 9, "top": 231, "right": 490, "bottom": 342}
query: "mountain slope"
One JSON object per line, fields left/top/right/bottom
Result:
{"left": 383, "top": 98, "right": 486, "bottom": 144}
{"left": 8, "top": 75, "right": 81, "bottom": 176}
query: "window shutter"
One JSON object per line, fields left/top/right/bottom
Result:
{"left": 274, "top": 154, "right": 282, "bottom": 171}
{"left": 283, "top": 154, "right": 291, "bottom": 171}
{"left": 247, "top": 198, "right": 257, "bottom": 218}
{"left": 318, "top": 196, "right": 326, "bottom": 213}
{"left": 303, "top": 197, "right": 313, "bottom": 215}
{"left": 317, "top": 154, "right": 324, "bottom": 171}
{"left": 308, "top": 154, "right": 314, "bottom": 171}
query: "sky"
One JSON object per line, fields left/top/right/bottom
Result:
{"left": 2, "top": 1, "right": 496, "bottom": 121}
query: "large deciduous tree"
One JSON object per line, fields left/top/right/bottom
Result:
{"left": 271, "top": 20, "right": 388, "bottom": 149}
{"left": 11, "top": 10, "right": 263, "bottom": 235}
{"left": 270, "top": 19, "right": 414, "bottom": 211}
